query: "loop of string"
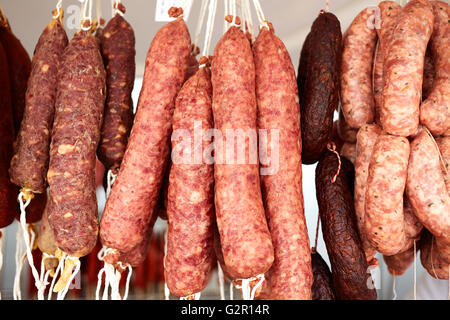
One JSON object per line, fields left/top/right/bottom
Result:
{"left": 13, "top": 226, "right": 26, "bottom": 300}
{"left": 96, "top": 0, "right": 104, "bottom": 27}
{"left": 48, "top": 252, "right": 65, "bottom": 299}
{"left": 243, "top": 0, "right": 255, "bottom": 41}
{"left": 106, "top": 170, "right": 118, "bottom": 199}
{"left": 80, "top": 0, "right": 93, "bottom": 31}
{"left": 217, "top": 262, "right": 225, "bottom": 300}
{"left": 327, "top": 142, "right": 341, "bottom": 183}
{"left": 56, "top": 256, "right": 81, "bottom": 300}
{"left": 53, "top": 0, "right": 63, "bottom": 19}
{"left": 392, "top": 274, "right": 397, "bottom": 300}
{"left": 18, "top": 192, "right": 45, "bottom": 299}
{"left": 235, "top": 273, "right": 264, "bottom": 300}
{"left": 111, "top": 0, "right": 124, "bottom": 17}
{"left": 229, "top": 0, "right": 238, "bottom": 27}
{"left": 223, "top": 0, "right": 229, "bottom": 33}
{"left": 200, "top": 0, "right": 218, "bottom": 60}
{"left": 37, "top": 253, "right": 55, "bottom": 300}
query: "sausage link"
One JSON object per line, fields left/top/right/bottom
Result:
{"left": 311, "top": 251, "right": 335, "bottom": 300}
{"left": 403, "top": 197, "right": 423, "bottom": 241}
{"left": 419, "top": 1, "right": 450, "bottom": 136}
{"left": 9, "top": 18, "right": 68, "bottom": 193}
{"left": 211, "top": 26, "right": 274, "bottom": 279}
{"left": 98, "top": 13, "right": 135, "bottom": 170}
{"left": 340, "top": 7, "right": 377, "bottom": 128}
{"left": 383, "top": 245, "right": 416, "bottom": 276}
{"left": 316, "top": 152, "right": 377, "bottom": 300}
{"left": 254, "top": 27, "right": 312, "bottom": 299}
{"left": 420, "top": 230, "right": 449, "bottom": 280}
{"left": 422, "top": 46, "right": 435, "bottom": 101}
{"left": 365, "top": 134, "right": 409, "bottom": 256}
{"left": 381, "top": 0, "right": 434, "bottom": 136}
{"left": 354, "top": 124, "right": 382, "bottom": 265}
{"left": 0, "top": 41, "right": 16, "bottom": 228}
{"left": 0, "top": 24, "right": 31, "bottom": 133}
{"left": 47, "top": 30, "right": 106, "bottom": 257}
{"left": 340, "top": 142, "right": 356, "bottom": 165}
{"left": 436, "top": 136, "right": 450, "bottom": 194}
{"left": 300, "top": 12, "right": 342, "bottom": 164}
{"left": 165, "top": 67, "right": 215, "bottom": 297}
{"left": 37, "top": 198, "right": 57, "bottom": 255}
{"left": 100, "top": 17, "right": 191, "bottom": 256}
{"left": 373, "top": 1, "right": 402, "bottom": 125}
{"left": 297, "top": 31, "right": 312, "bottom": 106}
{"left": 406, "top": 129, "right": 450, "bottom": 239}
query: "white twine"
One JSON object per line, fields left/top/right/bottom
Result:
{"left": 392, "top": 274, "right": 397, "bottom": 300}
{"left": 229, "top": 0, "right": 238, "bottom": 27}
{"left": 106, "top": 170, "right": 118, "bottom": 199}
{"left": 194, "top": 0, "right": 209, "bottom": 49}
{"left": 251, "top": 0, "right": 269, "bottom": 30}
{"left": 47, "top": 251, "right": 65, "bottom": 300}
{"left": 56, "top": 256, "right": 81, "bottom": 300}
{"left": 223, "top": 0, "right": 229, "bottom": 34}
{"left": 80, "top": 0, "right": 93, "bottom": 31}
{"left": 229, "top": 281, "right": 234, "bottom": 300}
{"left": 13, "top": 226, "right": 25, "bottom": 300}
{"left": 122, "top": 264, "right": 132, "bottom": 300}
{"left": 217, "top": 262, "right": 225, "bottom": 300}
{"left": 52, "top": 0, "right": 63, "bottom": 19}
{"left": 243, "top": 0, "right": 255, "bottom": 40}
{"left": 163, "top": 227, "right": 170, "bottom": 300}
{"left": 180, "top": 292, "right": 201, "bottom": 300}
{"left": 18, "top": 192, "right": 46, "bottom": 299}
{"left": 112, "top": 0, "right": 124, "bottom": 17}
{"left": 96, "top": 0, "right": 104, "bottom": 27}
{"left": 37, "top": 253, "right": 57, "bottom": 300}
{"left": 235, "top": 274, "right": 264, "bottom": 300}
{"left": 200, "top": 0, "right": 217, "bottom": 60}
{"left": 413, "top": 239, "right": 417, "bottom": 300}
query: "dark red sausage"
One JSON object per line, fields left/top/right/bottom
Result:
{"left": 300, "top": 12, "right": 342, "bottom": 164}
{"left": 0, "top": 24, "right": 31, "bottom": 133}
{"left": 316, "top": 153, "right": 377, "bottom": 300}
{"left": 311, "top": 250, "right": 336, "bottom": 300}
{"left": 98, "top": 13, "right": 135, "bottom": 170}
{"left": 47, "top": 30, "right": 106, "bottom": 258}
{"left": 0, "top": 41, "right": 16, "bottom": 228}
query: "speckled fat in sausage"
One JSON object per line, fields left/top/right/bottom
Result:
{"left": 365, "top": 134, "right": 410, "bottom": 256}
{"left": 211, "top": 26, "right": 274, "bottom": 279}
{"left": 9, "top": 18, "right": 68, "bottom": 193}
{"left": 354, "top": 124, "right": 382, "bottom": 265}
{"left": 100, "top": 17, "right": 191, "bottom": 256}
{"left": 165, "top": 67, "right": 215, "bottom": 297}
{"left": 254, "top": 27, "right": 312, "bottom": 300}
{"left": 340, "top": 7, "right": 377, "bottom": 128}
{"left": 47, "top": 30, "right": 106, "bottom": 257}
{"left": 381, "top": 0, "right": 434, "bottom": 136}
{"left": 419, "top": 1, "right": 450, "bottom": 136}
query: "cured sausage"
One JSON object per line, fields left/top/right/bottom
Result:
{"left": 297, "top": 31, "right": 312, "bottom": 106}
{"left": 316, "top": 152, "right": 377, "bottom": 300}
{"left": 37, "top": 198, "right": 57, "bottom": 256}
{"left": 340, "top": 142, "right": 356, "bottom": 165}
{"left": 406, "top": 129, "right": 450, "bottom": 240}
{"left": 354, "top": 124, "right": 382, "bottom": 265}
{"left": 381, "top": 0, "right": 434, "bottom": 137}
{"left": 254, "top": 26, "right": 312, "bottom": 299}
{"left": 419, "top": 1, "right": 450, "bottom": 136}
{"left": 365, "top": 134, "right": 410, "bottom": 256}
{"left": 98, "top": 11, "right": 135, "bottom": 171}
{"left": 100, "top": 13, "right": 191, "bottom": 258}
{"left": 300, "top": 12, "right": 341, "bottom": 164}
{"left": 403, "top": 197, "right": 423, "bottom": 242}
{"left": 311, "top": 251, "right": 335, "bottom": 300}
{"left": 340, "top": 7, "right": 377, "bottom": 128}
{"left": 164, "top": 66, "right": 215, "bottom": 297}
{"left": 47, "top": 29, "right": 106, "bottom": 257}
{"left": 0, "top": 41, "right": 16, "bottom": 228}
{"left": 383, "top": 245, "right": 416, "bottom": 276}
{"left": 420, "top": 230, "right": 449, "bottom": 280}
{"left": 9, "top": 14, "right": 68, "bottom": 193}
{"left": 373, "top": 1, "right": 402, "bottom": 125}
{"left": 0, "top": 20, "right": 31, "bottom": 133}
{"left": 436, "top": 136, "right": 450, "bottom": 192}
{"left": 211, "top": 26, "right": 274, "bottom": 279}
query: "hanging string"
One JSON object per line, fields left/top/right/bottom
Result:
{"left": 53, "top": 0, "right": 63, "bottom": 19}
{"left": 106, "top": 170, "right": 118, "bottom": 199}
{"left": 326, "top": 0, "right": 329, "bottom": 12}
{"left": 327, "top": 142, "right": 341, "bottom": 183}
{"left": 163, "top": 227, "right": 170, "bottom": 300}
{"left": 223, "top": 0, "right": 229, "bottom": 34}
{"left": 13, "top": 225, "right": 26, "bottom": 300}
{"left": 250, "top": 274, "right": 264, "bottom": 300}
{"left": 201, "top": 0, "right": 218, "bottom": 60}
{"left": 229, "top": 281, "right": 234, "bottom": 300}
{"left": 47, "top": 252, "right": 64, "bottom": 299}
{"left": 96, "top": 0, "right": 105, "bottom": 28}
{"left": 0, "top": 229, "right": 3, "bottom": 300}
{"left": 193, "top": 0, "right": 208, "bottom": 50}
{"left": 251, "top": 0, "right": 269, "bottom": 30}
{"left": 18, "top": 192, "right": 47, "bottom": 299}
{"left": 313, "top": 213, "right": 320, "bottom": 252}
{"left": 56, "top": 257, "right": 81, "bottom": 300}
{"left": 80, "top": 0, "right": 93, "bottom": 31}
{"left": 392, "top": 274, "right": 397, "bottom": 300}
{"left": 243, "top": 0, "right": 255, "bottom": 41}
{"left": 413, "top": 239, "right": 417, "bottom": 300}
{"left": 217, "top": 262, "right": 225, "bottom": 300}
{"left": 112, "top": 0, "right": 124, "bottom": 17}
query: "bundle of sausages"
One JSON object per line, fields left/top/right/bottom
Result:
{"left": 336, "top": 0, "right": 450, "bottom": 281}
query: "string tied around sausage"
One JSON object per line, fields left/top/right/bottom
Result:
{"left": 234, "top": 273, "right": 265, "bottom": 300}
{"left": 327, "top": 142, "right": 341, "bottom": 183}
{"left": 180, "top": 292, "right": 201, "bottom": 300}
{"left": 52, "top": 0, "right": 64, "bottom": 21}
